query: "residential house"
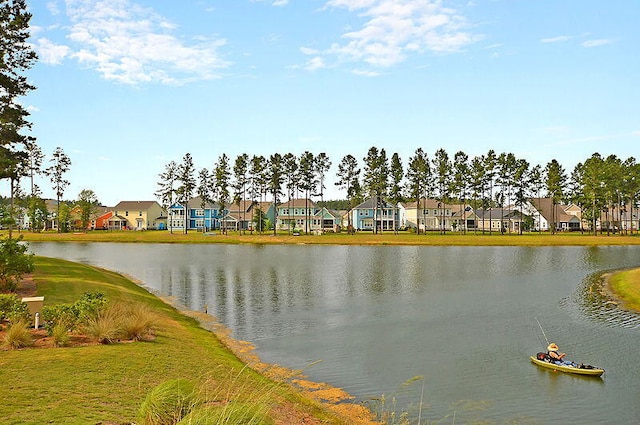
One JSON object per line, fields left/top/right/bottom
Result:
{"left": 451, "top": 206, "right": 479, "bottom": 231}
{"left": 276, "top": 198, "right": 317, "bottom": 232}
{"left": 312, "top": 207, "right": 342, "bottom": 232}
{"left": 473, "top": 208, "right": 529, "bottom": 233}
{"left": 225, "top": 200, "right": 256, "bottom": 231}
{"left": 403, "top": 199, "right": 464, "bottom": 231}
{"left": 167, "top": 197, "right": 223, "bottom": 232}
{"left": 351, "top": 197, "right": 399, "bottom": 231}
{"left": 113, "top": 201, "right": 164, "bottom": 230}
{"left": 528, "top": 198, "right": 582, "bottom": 231}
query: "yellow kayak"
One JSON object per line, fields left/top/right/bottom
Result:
{"left": 530, "top": 355, "right": 604, "bottom": 376}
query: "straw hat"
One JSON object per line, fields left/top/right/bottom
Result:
{"left": 547, "top": 343, "right": 559, "bottom": 351}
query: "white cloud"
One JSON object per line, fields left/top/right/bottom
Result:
{"left": 36, "top": 38, "right": 71, "bottom": 64}
{"left": 304, "top": 0, "right": 480, "bottom": 72}
{"left": 582, "top": 39, "right": 612, "bottom": 48}
{"left": 540, "top": 35, "right": 572, "bottom": 43}
{"left": 251, "top": 0, "right": 289, "bottom": 6}
{"left": 352, "top": 69, "right": 381, "bottom": 76}
{"left": 52, "top": 0, "right": 230, "bottom": 85}
{"left": 305, "top": 56, "right": 327, "bottom": 71}
{"left": 46, "top": 1, "right": 61, "bottom": 15}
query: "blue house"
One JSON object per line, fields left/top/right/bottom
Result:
{"left": 167, "top": 196, "right": 227, "bottom": 232}
{"left": 351, "top": 197, "right": 399, "bottom": 231}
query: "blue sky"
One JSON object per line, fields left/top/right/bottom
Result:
{"left": 20, "top": 0, "right": 640, "bottom": 206}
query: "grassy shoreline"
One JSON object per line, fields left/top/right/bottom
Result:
{"left": 0, "top": 257, "right": 372, "bottom": 424}
{"left": 607, "top": 268, "right": 640, "bottom": 313}
{"left": 7, "top": 229, "right": 640, "bottom": 246}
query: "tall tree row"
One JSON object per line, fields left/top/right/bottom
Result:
{"left": 156, "top": 148, "right": 640, "bottom": 235}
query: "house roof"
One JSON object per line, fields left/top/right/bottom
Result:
{"left": 114, "top": 200, "right": 161, "bottom": 210}
{"left": 276, "top": 198, "right": 316, "bottom": 208}
{"left": 403, "top": 199, "right": 462, "bottom": 210}
{"left": 353, "top": 197, "right": 395, "bottom": 209}
{"left": 226, "top": 200, "right": 255, "bottom": 213}
{"left": 530, "top": 198, "right": 580, "bottom": 223}
{"left": 474, "top": 209, "right": 529, "bottom": 220}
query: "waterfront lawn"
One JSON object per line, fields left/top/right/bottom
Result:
{"left": 9, "top": 229, "right": 640, "bottom": 246}
{"left": 0, "top": 257, "right": 347, "bottom": 424}
{"left": 609, "top": 268, "right": 640, "bottom": 312}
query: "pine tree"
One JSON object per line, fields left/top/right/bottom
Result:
{"left": 1, "top": 0, "right": 38, "bottom": 237}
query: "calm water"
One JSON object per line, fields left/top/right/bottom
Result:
{"left": 29, "top": 242, "right": 640, "bottom": 424}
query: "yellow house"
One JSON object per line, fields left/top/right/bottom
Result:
{"left": 113, "top": 201, "right": 165, "bottom": 230}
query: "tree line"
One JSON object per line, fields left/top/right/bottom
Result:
{"left": 157, "top": 148, "right": 640, "bottom": 236}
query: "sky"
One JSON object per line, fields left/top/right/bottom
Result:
{"left": 15, "top": 0, "right": 640, "bottom": 206}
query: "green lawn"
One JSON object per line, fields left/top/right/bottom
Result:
{"left": 608, "top": 268, "right": 640, "bottom": 313}
{"left": 0, "top": 257, "right": 353, "bottom": 424}
{"left": 8, "top": 229, "right": 640, "bottom": 246}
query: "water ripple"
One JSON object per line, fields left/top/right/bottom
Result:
{"left": 574, "top": 270, "right": 640, "bottom": 329}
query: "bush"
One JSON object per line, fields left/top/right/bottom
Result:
{"left": 42, "top": 303, "right": 80, "bottom": 333}
{"left": 42, "top": 292, "right": 107, "bottom": 333}
{"left": 75, "top": 292, "right": 107, "bottom": 322}
{"left": 0, "top": 294, "right": 30, "bottom": 323}
{"left": 2, "top": 320, "right": 34, "bottom": 349}
{"left": 137, "top": 379, "right": 198, "bottom": 425}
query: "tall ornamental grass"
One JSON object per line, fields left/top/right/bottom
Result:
{"left": 137, "top": 379, "right": 199, "bottom": 425}
{"left": 2, "top": 320, "right": 34, "bottom": 350}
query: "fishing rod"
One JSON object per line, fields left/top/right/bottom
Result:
{"left": 534, "top": 317, "right": 550, "bottom": 349}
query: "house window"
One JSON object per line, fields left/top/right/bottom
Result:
{"left": 195, "top": 209, "right": 204, "bottom": 217}
{"left": 125, "top": 211, "right": 129, "bottom": 216}
{"left": 139, "top": 211, "right": 143, "bottom": 217}
{"left": 195, "top": 219, "right": 204, "bottom": 227}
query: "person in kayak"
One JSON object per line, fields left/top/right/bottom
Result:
{"left": 547, "top": 343, "right": 577, "bottom": 366}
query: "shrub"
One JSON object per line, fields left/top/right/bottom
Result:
{"left": 42, "top": 292, "right": 107, "bottom": 333}
{"left": 75, "top": 292, "right": 107, "bottom": 322}
{"left": 0, "top": 294, "right": 30, "bottom": 324}
{"left": 42, "top": 303, "right": 79, "bottom": 333}
{"left": 137, "top": 379, "right": 198, "bottom": 425}
{"left": 2, "top": 320, "right": 34, "bottom": 350}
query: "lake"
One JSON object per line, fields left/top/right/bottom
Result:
{"left": 29, "top": 242, "right": 640, "bottom": 424}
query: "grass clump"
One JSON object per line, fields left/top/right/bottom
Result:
{"left": 120, "top": 302, "right": 159, "bottom": 341}
{"left": 137, "top": 379, "right": 199, "bottom": 425}
{"left": 81, "top": 302, "right": 125, "bottom": 344}
{"left": 177, "top": 403, "right": 274, "bottom": 425}
{"left": 2, "top": 320, "right": 34, "bottom": 350}
{"left": 50, "top": 322, "right": 70, "bottom": 347}
{"left": 80, "top": 301, "right": 159, "bottom": 344}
